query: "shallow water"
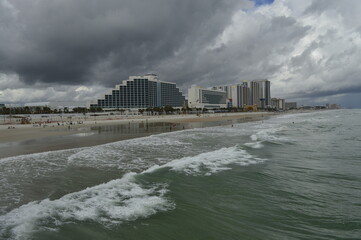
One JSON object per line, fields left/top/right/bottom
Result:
{"left": 0, "top": 115, "right": 264, "bottom": 158}
{"left": 1, "top": 110, "right": 360, "bottom": 239}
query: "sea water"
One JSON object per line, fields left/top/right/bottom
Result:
{"left": 0, "top": 110, "right": 360, "bottom": 240}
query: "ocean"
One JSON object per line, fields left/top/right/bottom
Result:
{"left": 0, "top": 110, "right": 360, "bottom": 240}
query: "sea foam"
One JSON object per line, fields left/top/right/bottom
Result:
{"left": 244, "top": 141, "right": 264, "bottom": 149}
{"left": 0, "top": 173, "right": 173, "bottom": 240}
{"left": 0, "top": 144, "right": 264, "bottom": 240}
{"left": 144, "top": 146, "right": 265, "bottom": 176}
{"left": 1, "top": 123, "right": 270, "bottom": 239}
{"left": 249, "top": 126, "right": 289, "bottom": 144}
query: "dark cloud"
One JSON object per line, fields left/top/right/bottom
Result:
{"left": 1, "top": 0, "right": 361, "bottom": 108}
{"left": 287, "top": 85, "right": 361, "bottom": 99}
{"left": 0, "top": 0, "right": 246, "bottom": 86}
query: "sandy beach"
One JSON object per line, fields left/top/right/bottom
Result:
{"left": 0, "top": 112, "right": 276, "bottom": 158}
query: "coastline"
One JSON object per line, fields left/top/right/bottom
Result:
{"left": 0, "top": 112, "right": 276, "bottom": 159}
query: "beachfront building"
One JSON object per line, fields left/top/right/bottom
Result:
{"left": 211, "top": 81, "right": 251, "bottom": 108}
{"left": 250, "top": 79, "right": 271, "bottom": 108}
{"left": 90, "top": 74, "right": 185, "bottom": 109}
{"left": 188, "top": 85, "right": 227, "bottom": 109}
{"left": 210, "top": 79, "right": 270, "bottom": 109}
{"left": 271, "top": 98, "right": 285, "bottom": 111}
{"left": 211, "top": 86, "right": 232, "bottom": 99}
{"left": 327, "top": 103, "right": 341, "bottom": 109}
{"left": 230, "top": 81, "right": 250, "bottom": 108}
{"left": 210, "top": 85, "right": 233, "bottom": 108}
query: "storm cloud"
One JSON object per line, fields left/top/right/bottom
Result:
{"left": 1, "top": 0, "right": 361, "bottom": 107}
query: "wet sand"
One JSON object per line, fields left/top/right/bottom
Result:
{"left": 0, "top": 112, "right": 276, "bottom": 158}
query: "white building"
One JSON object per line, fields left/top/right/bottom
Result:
{"left": 271, "top": 98, "right": 285, "bottom": 110}
{"left": 211, "top": 86, "right": 232, "bottom": 99}
{"left": 188, "top": 85, "right": 227, "bottom": 109}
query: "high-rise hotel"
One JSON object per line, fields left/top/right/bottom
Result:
{"left": 210, "top": 79, "right": 271, "bottom": 109}
{"left": 188, "top": 85, "right": 227, "bottom": 109}
{"left": 90, "top": 74, "right": 185, "bottom": 109}
{"left": 250, "top": 79, "right": 271, "bottom": 108}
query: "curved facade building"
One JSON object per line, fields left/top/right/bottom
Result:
{"left": 91, "top": 74, "right": 185, "bottom": 109}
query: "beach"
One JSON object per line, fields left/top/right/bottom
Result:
{"left": 0, "top": 112, "right": 275, "bottom": 158}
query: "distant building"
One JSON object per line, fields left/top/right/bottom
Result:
{"left": 326, "top": 104, "right": 341, "bottom": 109}
{"left": 285, "top": 102, "right": 297, "bottom": 110}
{"left": 0, "top": 104, "right": 5, "bottom": 108}
{"left": 188, "top": 85, "right": 227, "bottom": 109}
{"left": 250, "top": 79, "right": 271, "bottom": 108}
{"left": 211, "top": 86, "right": 232, "bottom": 99}
{"left": 250, "top": 81, "right": 260, "bottom": 107}
{"left": 211, "top": 79, "right": 271, "bottom": 109}
{"left": 229, "top": 82, "right": 250, "bottom": 108}
{"left": 329, "top": 104, "right": 340, "bottom": 109}
{"left": 271, "top": 98, "right": 285, "bottom": 110}
{"left": 90, "top": 74, "right": 185, "bottom": 109}
{"left": 212, "top": 81, "right": 251, "bottom": 108}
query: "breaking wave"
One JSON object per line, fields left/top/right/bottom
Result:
{"left": 0, "top": 173, "right": 173, "bottom": 240}
{"left": 145, "top": 146, "right": 265, "bottom": 176}
{"left": 0, "top": 144, "right": 264, "bottom": 240}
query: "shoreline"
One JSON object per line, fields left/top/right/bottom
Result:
{"left": 0, "top": 112, "right": 276, "bottom": 159}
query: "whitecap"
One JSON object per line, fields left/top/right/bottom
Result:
{"left": 250, "top": 126, "right": 289, "bottom": 143}
{"left": 144, "top": 146, "right": 265, "bottom": 176}
{"left": 244, "top": 141, "right": 264, "bottom": 149}
{"left": 0, "top": 173, "right": 174, "bottom": 240}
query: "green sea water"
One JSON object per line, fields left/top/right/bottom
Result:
{"left": 1, "top": 110, "right": 360, "bottom": 239}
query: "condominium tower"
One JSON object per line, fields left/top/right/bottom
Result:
{"left": 211, "top": 80, "right": 270, "bottom": 108}
{"left": 250, "top": 79, "right": 271, "bottom": 108}
{"left": 90, "top": 74, "right": 185, "bottom": 109}
{"left": 230, "top": 81, "right": 250, "bottom": 108}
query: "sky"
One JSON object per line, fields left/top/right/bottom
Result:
{"left": 0, "top": 0, "right": 361, "bottom": 108}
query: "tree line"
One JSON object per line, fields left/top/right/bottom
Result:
{"left": 0, "top": 105, "right": 274, "bottom": 115}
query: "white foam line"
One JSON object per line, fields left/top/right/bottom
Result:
{"left": 144, "top": 146, "right": 265, "bottom": 176}
{"left": 244, "top": 141, "right": 264, "bottom": 149}
{"left": 249, "top": 125, "right": 289, "bottom": 143}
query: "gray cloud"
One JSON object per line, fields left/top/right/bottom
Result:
{"left": 1, "top": 0, "right": 361, "bottom": 108}
{"left": 0, "top": 0, "right": 247, "bottom": 86}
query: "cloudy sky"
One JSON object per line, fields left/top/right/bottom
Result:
{"left": 1, "top": 0, "right": 361, "bottom": 108}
